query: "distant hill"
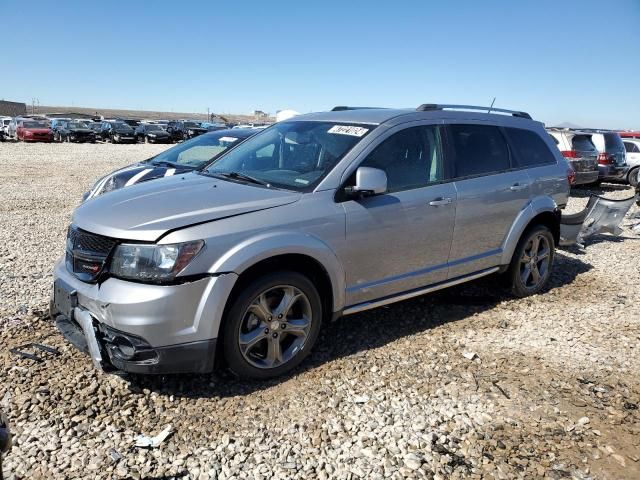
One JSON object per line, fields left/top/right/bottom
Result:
{"left": 553, "top": 122, "right": 584, "bottom": 129}
{"left": 35, "top": 105, "right": 272, "bottom": 124}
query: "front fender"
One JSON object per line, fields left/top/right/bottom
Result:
{"left": 209, "top": 231, "right": 346, "bottom": 312}
{"left": 500, "top": 196, "right": 559, "bottom": 265}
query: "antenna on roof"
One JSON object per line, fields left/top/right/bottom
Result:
{"left": 487, "top": 97, "right": 496, "bottom": 114}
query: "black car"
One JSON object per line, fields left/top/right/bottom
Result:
{"left": 134, "top": 123, "right": 171, "bottom": 143}
{"left": 83, "top": 128, "right": 258, "bottom": 201}
{"left": 53, "top": 121, "right": 97, "bottom": 143}
{"left": 99, "top": 121, "right": 137, "bottom": 144}
{"left": 119, "top": 118, "right": 141, "bottom": 130}
{"left": 88, "top": 122, "right": 103, "bottom": 137}
{"left": 166, "top": 120, "right": 207, "bottom": 142}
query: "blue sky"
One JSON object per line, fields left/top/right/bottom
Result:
{"left": 2, "top": 0, "right": 639, "bottom": 128}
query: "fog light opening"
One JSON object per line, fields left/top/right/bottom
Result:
{"left": 112, "top": 336, "right": 136, "bottom": 359}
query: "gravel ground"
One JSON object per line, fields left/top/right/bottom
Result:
{"left": 0, "top": 142, "right": 639, "bottom": 479}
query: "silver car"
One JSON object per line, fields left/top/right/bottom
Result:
{"left": 51, "top": 104, "right": 571, "bottom": 379}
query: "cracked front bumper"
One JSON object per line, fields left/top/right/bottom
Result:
{"left": 51, "top": 257, "right": 237, "bottom": 373}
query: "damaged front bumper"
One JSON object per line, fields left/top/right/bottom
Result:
{"left": 50, "top": 257, "right": 238, "bottom": 374}
{"left": 560, "top": 194, "right": 637, "bottom": 246}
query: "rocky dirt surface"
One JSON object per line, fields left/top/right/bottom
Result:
{"left": 1, "top": 142, "right": 639, "bottom": 479}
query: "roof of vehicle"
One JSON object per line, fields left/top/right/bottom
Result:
{"left": 291, "top": 104, "right": 537, "bottom": 127}
{"left": 546, "top": 127, "right": 596, "bottom": 136}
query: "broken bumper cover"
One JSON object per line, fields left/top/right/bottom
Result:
{"left": 559, "top": 194, "right": 636, "bottom": 246}
{"left": 54, "top": 313, "right": 217, "bottom": 374}
{"left": 51, "top": 257, "right": 238, "bottom": 374}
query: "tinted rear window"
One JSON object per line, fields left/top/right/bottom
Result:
{"left": 450, "top": 124, "right": 510, "bottom": 177}
{"left": 604, "top": 133, "right": 624, "bottom": 151}
{"left": 506, "top": 128, "right": 557, "bottom": 167}
{"left": 571, "top": 135, "right": 597, "bottom": 152}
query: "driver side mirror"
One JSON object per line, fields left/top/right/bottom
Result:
{"left": 346, "top": 167, "right": 387, "bottom": 197}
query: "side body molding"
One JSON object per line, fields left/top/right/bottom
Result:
{"left": 500, "top": 195, "right": 559, "bottom": 266}
{"left": 209, "top": 231, "right": 347, "bottom": 313}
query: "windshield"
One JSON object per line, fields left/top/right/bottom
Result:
{"left": 112, "top": 122, "right": 133, "bottom": 130}
{"left": 23, "top": 122, "right": 47, "bottom": 128}
{"left": 150, "top": 131, "right": 249, "bottom": 167}
{"left": 204, "top": 121, "right": 373, "bottom": 191}
{"left": 146, "top": 124, "right": 164, "bottom": 132}
{"left": 68, "top": 122, "right": 88, "bottom": 129}
{"left": 183, "top": 122, "right": 201, "bottom": 128}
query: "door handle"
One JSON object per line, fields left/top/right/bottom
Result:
{"left": 509, "top": 183, "right": 529, "bottom": 191}
{"left": 429, "top": 197, "right": 453, "bottom": 206}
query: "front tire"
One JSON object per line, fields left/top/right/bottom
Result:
{"left": 222, "top": 271, "right": 322, "bottom": 380}
{"left": 507, "top": 225, "right": 555, "bottom": 298}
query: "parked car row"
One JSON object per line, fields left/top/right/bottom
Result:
{"left": 0, "top": 115, "right": 270, "bottom": 145}
{"left": 547, "top": 128, "right": 635, "bottom": 187}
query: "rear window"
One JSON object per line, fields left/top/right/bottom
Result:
{"left": 604, "top": 133, "right": 624, "bottom": 152}
{"left": 449, "top": 124, "right": 510, "bottom": 177}
{"left": 506, "top": 128, "right": 557, "bottom": 167}
{"left": 624, "top": 142, "right": 640, "bottom": 153}
{"left": 571, "top": 135, "right": 597, "bottom": 152}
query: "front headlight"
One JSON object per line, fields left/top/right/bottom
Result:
{"left": 188, "top": 129, "right": 194, "bottom": 134}
{"left": 100, "top": 176, "right": 117, "bottom": 195}
{"left": 110, "top": 241, "right": 204, "bottom": 282}
{"left": 148, "top": 133, "right": 156, "bottom": 137}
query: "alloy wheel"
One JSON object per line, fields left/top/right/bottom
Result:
{"left": 238, "top": 285, "right": 312, "bottom": 369}
{"left": 519, "top": 233, "right": 551, "bottom": 289}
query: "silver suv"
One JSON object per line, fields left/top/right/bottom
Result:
{"left": 51, "top": 104, "right": 571, "bottom": 379}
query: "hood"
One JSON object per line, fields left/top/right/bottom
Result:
{"left": 74, "top": 172, "right": 302, "bottom": 241}
{"left": 114, "top": 128, "right": 134, "bottom": 135}
{"left": 69, "top": 128, "right": 92, "bottom": 134}
{"left": 86, "top": 162, "right": 194, "bottom": 199}
{"left": 147, "top": 131, "right": 169, "bottom": 136}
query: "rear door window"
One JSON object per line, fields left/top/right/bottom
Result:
{"left": 571, "top": 135, "right": 597, "bottom": 153}
{"left": 505, "top": 128, "right": 557, "bottom": 168}
{"left": 449, "top": 124, "right": 510, "bottom": 177}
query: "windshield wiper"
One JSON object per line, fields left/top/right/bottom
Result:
{"left": 214, "top": 171, "right": 270, "bottom": 187}
{"left": 150, "top": 160, "right": 177, "bottom": 168}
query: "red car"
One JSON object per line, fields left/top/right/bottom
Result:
{"left": 17, "top": 120, "right": 53, "bottom": 142}
{"left": 619, "top": 131, "right": 640, "bottom": 139}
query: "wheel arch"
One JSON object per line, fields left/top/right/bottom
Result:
{"left": 210, "top": 232, "right": 346, "bottom": 315}
{"left": 500, "top": 198, "right": 560, "bottom": 266}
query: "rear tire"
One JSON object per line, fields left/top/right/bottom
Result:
{"left": 222, "top": 271, "right": 322, "bottom": 380}
{"left": 507, "top": 225, "right": 555, "bottom": 298}
{"left": 628, "top": 167, "right": 639, "bottom": 188}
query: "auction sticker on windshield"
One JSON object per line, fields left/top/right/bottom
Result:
{"left": 328, "top": 125, "right": 369, "bottom": 137}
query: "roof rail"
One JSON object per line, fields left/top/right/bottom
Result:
{"left": 416, "top": 104, "right": 532, "bottom": 120}
{"left": 331, "top": 106, "right": 385, "bottom": 111}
